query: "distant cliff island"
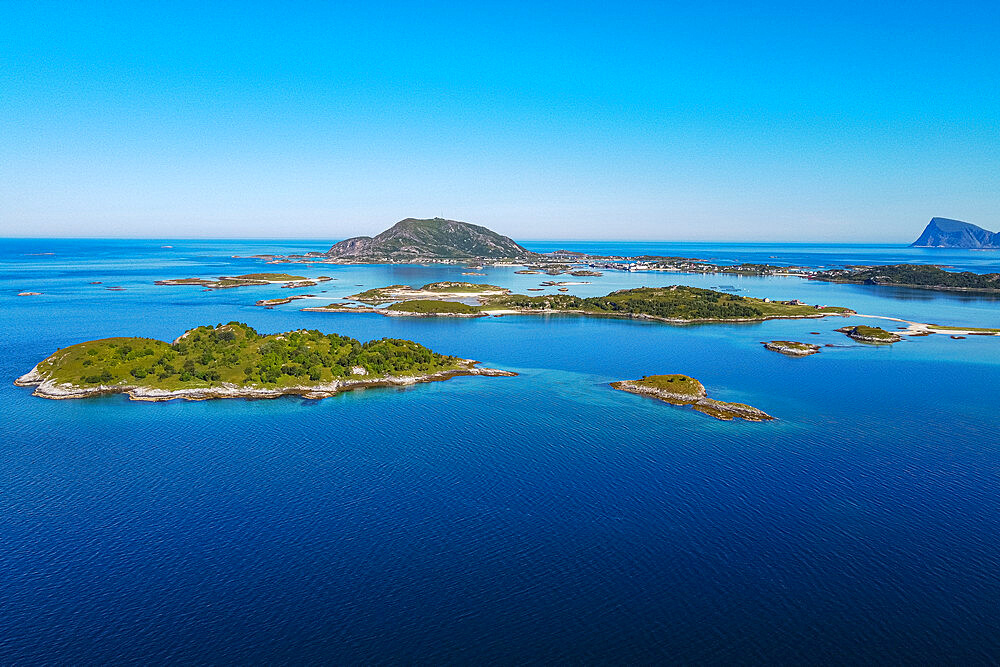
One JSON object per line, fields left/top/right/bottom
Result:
{"left": 911, "top": 217, "right": 1000, "bottom": 249}
{"left": 14, "top": 323, "right": 514, "bottom": 401}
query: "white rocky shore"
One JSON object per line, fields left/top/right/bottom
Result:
{"left": 762, "top": 341, "right": 821, "bottom": 356}
{"left": 14, "top": 360, "right": 516, "bottom": 402}
{"left": 610, "top": 377, "right": 774, "bottom": 422}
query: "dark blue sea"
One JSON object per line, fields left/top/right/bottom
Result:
{"left": 2, "top": 239, "right": 999, "bottom": 664}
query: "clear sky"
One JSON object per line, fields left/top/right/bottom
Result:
{"left": 2, "top": 1, "right": 998, "bottom": 241}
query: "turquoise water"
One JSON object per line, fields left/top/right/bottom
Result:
{"left": 2, "top": 239, "right": 999, "bottom": 663}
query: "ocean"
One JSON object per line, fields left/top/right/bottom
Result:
{"left": 2, "top": 239, "right": 999, "bottom": 663}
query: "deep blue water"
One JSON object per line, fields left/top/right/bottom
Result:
{"left": 2, "top": 239, "right": 999, "bottom": 664}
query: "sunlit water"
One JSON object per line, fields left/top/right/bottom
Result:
{"left": 1, "top": 239, "right": 999, "bottom": 663}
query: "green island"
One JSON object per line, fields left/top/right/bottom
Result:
{"left": 763, "top": 340, "right": 821, "bottom": 356}
{"left": 307, "top": 284, "right": 855, "bottom": 324}
{"left": 156, "top": 273, "right": 311, "bottom": 289}
{"left": 836, "top": 325, "right": 902, "bottom": 344}
{"left": 323, "top": 217, "right": 536, "bottom": 262}
{"left": 810, "top": 264, "right": 1000, "bottom": 293}
{"left": 351, "top": 282, "right": 510, "bottom": 304}
{"left": 14, "top": 322, "right": 514, "bottom": 401}
{"left": 386, "top": 300, "right": 483, "bottom": 316}
{"left": 480, "top": 286, "right": 853, "bottom": 321}
{"left": 610, "top": 374, "right": 774, "bottom": 422}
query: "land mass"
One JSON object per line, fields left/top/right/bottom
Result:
{"left": 810, "top": 264, "right": 1000, "bottom": 292}
{"left": 15, "top": 322, "right": 514, "bottom": 401}
{"left": 836, "top": 325, "right": 902, "bottom": 344}
{"left": 350, "top": 281, "right": 511, "bottom": 303}
{"left": 156, "top": 273, "right": 323, "bottom": 289}
{"left": 305, "top": 283, "right": 855, "bottom": 324}
{"left": 910, "top": 217, "right": 1000, "bottom": 249}
{"left": 325, "top": 217, "right": 535, "bottom": 261}
{"left": 763, "top": 341, "right": 821, "bottom": 356}
{"left": 610, "top": 374, "right": 773, "bottom": 421}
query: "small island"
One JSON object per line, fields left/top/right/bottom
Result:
{"left": 350, "top": 281, "right": 510, "bottom": 304}
{"left": 14, "top": 322, "right": 514, "bottom": 401}
{"left": 386, "top": 300, "right": 485, "bottom": 316}
{"left": 610, "top": 374, "right": 773, "bottom": 422}
{"left": 256, "top": 294, "right": 315, "bottom": 307}
{"left": 836, "top": 325, "right": 902, "bottom": 344}
{"left": 763, "top": 341, "right": 821, "bottom": 356}
{"left": 156, "top": 273, "right": 315, "bottom": 289}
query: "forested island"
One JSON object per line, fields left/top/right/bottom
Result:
{"left": 610, "top": 374, "right": 773, "bottom": 421}
{"left": 305, "top": 283, "right": 854, "bottom": 324}
{"left": 14, "top": 322, "right": 514, "bottom": 401}
{"left": 810, "top": 264, "right": 1000, "bottom": 292}
{"left": 324, "top": 217, "right": 535, "bottom": 262}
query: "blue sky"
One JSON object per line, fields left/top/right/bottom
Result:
{"left": 2, "top": 1, "right": 998, "bottom": 241}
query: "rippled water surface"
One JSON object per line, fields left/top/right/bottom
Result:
{"left": 2, "top": 239, "right": 999, "bottom": 663}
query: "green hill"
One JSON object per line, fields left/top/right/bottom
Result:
{"left": 326, "top": 217, "right": 533, "bottom": 259}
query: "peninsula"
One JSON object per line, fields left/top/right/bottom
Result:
{"left": 610, "top": 374, "right": 773, "bottom": 422}
{"left": 14, "top": 322, "right": 514, "bottom": 401}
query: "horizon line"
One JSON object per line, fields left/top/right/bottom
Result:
{"left": 0, "top": 235, "right": 920, "bottom": 246}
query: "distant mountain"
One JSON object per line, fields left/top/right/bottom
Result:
{"left": 326, "top": 218, "right": 534, "bottom": 259}
{"left": 910, "top": 217, "right": 1000, "bottom": 248}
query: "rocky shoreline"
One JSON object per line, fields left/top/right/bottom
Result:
{"left": 610, "top": 377, "right": 773, "bottom": 422}
{"left": 836, "top": 326, "right": 902, "bottom": 344}
{"left": 762, "top": 341, "right": 821, "bottom": 356}
{"left": 15, "top": 360, "right": 516, "bottom": 402}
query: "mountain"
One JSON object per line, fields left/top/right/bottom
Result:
{"left": 910, "top": 217, "right": 1000, "bottom": 248}
{"left": 326, "top": 218, "right": 534, "bottom": 259}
